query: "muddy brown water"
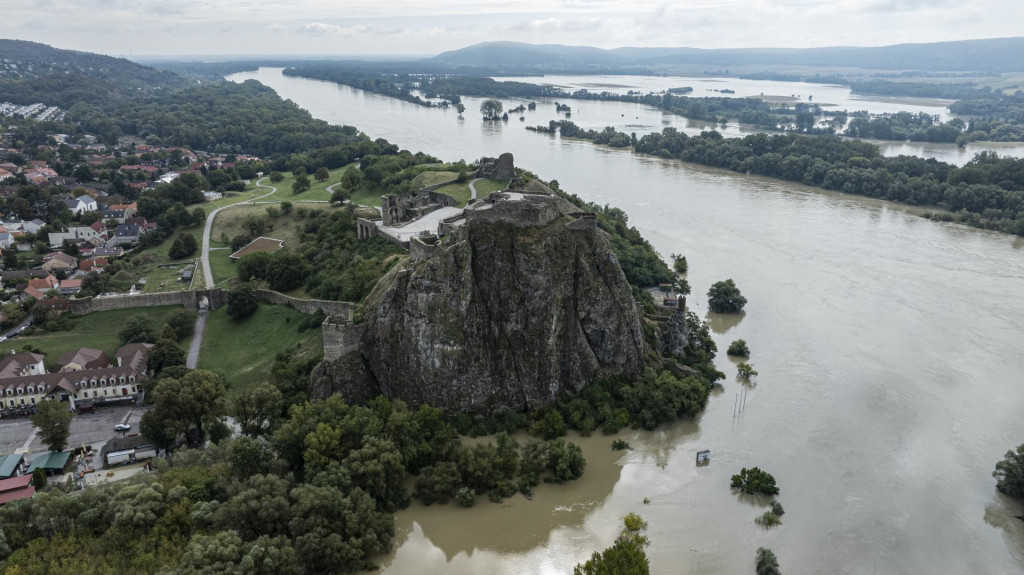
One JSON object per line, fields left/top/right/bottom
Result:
{"left": 231, "top": 68, "right": 1024, "bottom": 574}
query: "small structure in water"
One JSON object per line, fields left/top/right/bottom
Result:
{"left": 696, "top": 450, "right": 711, "bottom": 465}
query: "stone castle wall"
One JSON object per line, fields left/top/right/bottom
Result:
{"left": 253, "top": 290, "right": 354, "bottom": 319}
{"left": 322, "top": 317, "right": 366, "bottom": 361}
{"left": 71, "top": 288, "right": 348, "bottom": 318}
{"left": 464, "top": 194, "right": 562, "bottom": 228}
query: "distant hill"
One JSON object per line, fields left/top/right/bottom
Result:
{"left": 0, "top": 39, "right": 184, "bottom": 99}
{"left": 0, "top": 39, "right": 188, "bottom": 109}
{"left": 433, "top": 38, "right": 1024, "bottom": 73}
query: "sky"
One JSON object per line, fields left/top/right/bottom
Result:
{"left": 1, "top": 0, "right": 1021, "bottom": 58}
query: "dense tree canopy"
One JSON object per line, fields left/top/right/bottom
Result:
{"left": 30, "top": 399, "right": 73, "bottom": 452}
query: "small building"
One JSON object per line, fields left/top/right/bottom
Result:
{"left": 27, "top": 450, "right": 72, "bottom": 476}
{"left": 100, "top": 434, "right": 156, "bottom": 466}
{"left": 181, "top": 268, "right": 193, "bottom": 282}
{"left": 229, "top": 236, "right": 285, "bottom": 260}
{"left": 55, "top": 348, "right": 109, "bottom": 372}
{"left": 41, "top": 252, "right": 77, "bottom": 273}
{"left": 0, "top": 474, "right": 34, "bottom": 505}
{"left": 0, "top": 452, "right": 28, "bottom": 479}
{"left": 92, "top": 246, "right": 123, "bottom": 258}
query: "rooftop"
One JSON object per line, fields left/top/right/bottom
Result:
{"left": 229, "top": 236, "right": 285, "bottom": 260}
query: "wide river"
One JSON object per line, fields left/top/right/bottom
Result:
{"left": 230, "top": 68, "right": 1024, "bottom": 574}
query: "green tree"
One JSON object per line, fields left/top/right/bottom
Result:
{"left": 455, "top": 103, "right": 466, "bottom": 117}
{"left": 288, "top": 484, "right": 394, "bottom": 573}
{"left": 707, "top": 279, "right": 747, "bottom": 313}
{"left": 342, "top": 436, "right": 410, "bottom": 512}
{"left": 215, "top": 473, "right": 293, "bottom": 539}
{"left": 269, "top": 171, "right": 284, "bottom": 183}
{"left": 994, "top": 443, "right": 1024, "bottom": 500}
{"left": 340, "top": 168, "right": 362, "bottom": 190}
{"left": 574, "top": 514, "right": 650, "bottom": 575}
{"left": 414, "top": 461, "right": 461, "bottom": 505}
{"left": 236, "top": 251, "right": 271, "bottom": 282}
{"left": 280, "top": 201, "right": 293, "bottom": 215}
{"left": 31, "top": 467, "right": 48, "bottom": 490}
{"left": 166, "top": 309, "right": 197, "bottom": 341}
{"left": 546, "top": 439, "right": 586, "bottom": 483}
{"left": 0, "top": 526, "right": 10, "bottom": 560}
{"left": 314, "top": 167, "right": 329, "bottom": 182}
{"left": 731, "top": 467, "right": 779, "bottom": 495}
{"left": 755, "top": 547, "right": 782, "bottom": 575}
{"left": 480, "top": 99, "right": 503, "bottom": 120}
{"left": 141, "top": 369, "right": 228, "bottom": 448}
{"left": 168, "top": 232, "right": 199, "bottom": 260}
{"left": 264, "top": 252, "right": 307, "bottom": 292}
{"left": 148, "top": 338, "right": 186, "bottom": 377}
{"left": 227, "top": 282, "right": 259, "bottom": 320}
{"left": 118, "top": 314, "right": 157, "bottom": 345}
{"left": 728, "top": 339, "right": 750, "bottom": 357}
{"left": 30, "top": 399, "right": 73, "bottom": 452}
{"left": 233, "top": 382, "right": 284, "bottom": 437}
{"left": 291, "top": 174, "right": 310, "bottom": 195}
{"left": 737, "top": 362, "right": 758, "bottom": 381}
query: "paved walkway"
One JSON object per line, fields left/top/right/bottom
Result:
{"left": 185, "top": 309, "right": 208, "bottom": 369}
{"left": 200, "top": 178, "right": 278, "bottom": 288}
{"left": 469, "top": 178, "right": 481, "bottom": 199}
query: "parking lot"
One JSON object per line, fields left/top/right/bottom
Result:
{"left": 0, "top": 404, "right": 149, "bottom": 456}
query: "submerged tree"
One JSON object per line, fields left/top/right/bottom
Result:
{"left": 707, "top": 279, "right": 747, "bottom": 313}
{"left": 480, "top": 99, "right": 503, "bottom": 120}
{"left": 994, "top": 443, "right": 1024, "bottom": 500}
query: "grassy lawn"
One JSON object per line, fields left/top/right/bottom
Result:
{"left": 210, "top": 205, "right": 310, "bottom": 253}
{"left": 198, "top": 183, "right": 267, "bottom": 216}
{"left": 349, "top": 187, "right": 383, "bottom": 208}
{"left": 409, "top": 170, "right": 458, "bottom": 188}
{"left": 129, "top": 231, "right": 201, "bottom": 293}
{"left": 265, "top": 165, "right": 352, "bottom": 202}
{"left": 434, "top": 178, "right": 508, "bottom": 206}
{"left": 10, "top": 306, "right": 191, "bottom": 371}
{"left": 208, "top": 249, "right": 237, "bottom": 286}
{"left": 198, "top": 303, "right": 322, "bottom": 395}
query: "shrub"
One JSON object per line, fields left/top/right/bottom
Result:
{"left": 755, "top": 548, "right": 781, "bottom": 575}
{"left": 737, "top": 362, "right": 758, "bottom": 381}
{"left": 994, "top": 443, "right": 1024, "bottom": 500}
{"left": 612, "top": 439, "right": 632, "bottom": 451}
{"left": 707, "top": 279, "right": 747, "bottom": 313}
{"left": 623, "top": 512, "right": 648, "bottom": 532}
{"left": 455, "top": 487, "right": 476, "bottom": 507}
{"left": 754, "top": 510, "right": 781, "bottom": 529}
{"left": 770, "top": 501, "right": 785, "bottom": 516}
{"left": 727, "top": 339, "right": 750, "bottom": 357}
{"left": 226, "top": 283, "right": 258, "bottom": 320}
{"left": 672, "top": 253, "right": 688, "bottom": 274}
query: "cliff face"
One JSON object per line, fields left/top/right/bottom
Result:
{"left": 311, "top": 195, "right": 646, "bottom": 413}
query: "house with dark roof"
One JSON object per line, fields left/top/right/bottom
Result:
{"left": 108, "top": 224, "right": 142, "bottom": 247}
{"left": 27, "top": 451, "right": 72, "bottom": 476}
{"left": 93, "top": 246, "right": 123, "bottom": 258}
{"left": 0, "top": 453, "right": 27, "bottom": 479}
{"left": 0, "top": 344, "right": 151, "bottom": 413}
{"left": 230, "top": 237, "right": 285, "bottom": 260}
{"left": 55, "top": 348, "right": 109, "bottom": 372}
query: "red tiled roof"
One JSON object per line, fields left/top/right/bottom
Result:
{"left": 0, "top": 474, "right": 34, "bottom": 505}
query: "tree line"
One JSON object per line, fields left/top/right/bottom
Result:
{"left": 537, "top": 123, "right": 1024, "bottom": 236}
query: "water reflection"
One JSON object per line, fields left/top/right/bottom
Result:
{"left": 705, "top": 311, "right": 746, "bottom": 334}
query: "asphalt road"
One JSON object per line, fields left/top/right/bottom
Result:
{"left": 200, "top": 177, "right": 278, "bottom": 288}
{"left": 0, "top": 404, "right": 148, "bottom": 456}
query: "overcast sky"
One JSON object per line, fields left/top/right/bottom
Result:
{"left": 2, "top": 0, "right": 1021, "bottom": 58}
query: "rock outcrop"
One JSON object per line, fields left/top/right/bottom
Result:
{"left": 474, "top": 153, "right": 516, "bottom": 180}
{"left": 311, "top": 193, "right": 646, "bottom": 413}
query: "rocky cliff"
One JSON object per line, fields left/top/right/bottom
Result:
{"left": 311, "top": 193, "right": 646, "bottom": 413}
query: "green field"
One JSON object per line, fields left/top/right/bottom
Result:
{"left": 434, "top": 178, "right": 508, "bottom": 206}
{"left": 131, "top": 231, "right": 201, "bottom": 293}
{"left": 266, "top": 165, "right": 352, "bottom": 202}
{"left": 197, "top": 303, "right": 322, "bottom": 395}
{"left": 198, "top": 182, "right": 267, "bottom": 215}
{"left": 9, "top": 306, "right": 191, "bottom": 371}
{"left": 409, "top": 170, "right": 458, "bottom": 188}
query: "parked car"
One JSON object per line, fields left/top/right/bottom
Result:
{"left": 114, "top": 423, "right": 131, "bottom": 432}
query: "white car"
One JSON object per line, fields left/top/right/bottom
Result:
{"left": 114, "top": 423, "right": 131, "bottom": 432}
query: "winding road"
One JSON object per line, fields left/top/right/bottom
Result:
{"left": 468, "top": 178, "right": 482, "bottom": 200}
{"left": 200, "top": 177, "right": 278, "bottom": 289}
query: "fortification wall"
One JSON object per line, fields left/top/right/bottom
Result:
{"left": 70, "top": 291, "right": 194, "bottom": 315}
{"left": 322, "top": 318, "right": 366, "bottom": 361}
{"left": 464, "top": 195, "right": 561, "bottom": 228}
{"left": 254, "top": 290, "right": 354, "bottom": 320}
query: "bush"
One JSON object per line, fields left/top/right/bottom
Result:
{"left": 770, "top": 501, "right": 785, "bottom": 516}
{"left": 455, "top": 487, "right": 476, "bottom": 507}
{"left": 168, "top": 232, "right": 198, "bottom": 260}
{"left": 707, "top": 279, "right": 747, "bottom": 313}
{"left": 731, "top": 467, "right": 779, "bottom": 495}
{"left": 755, "top": 510, "right": 781, "bottom": 528}
{"left": 672, "top": 253, "right": 688, "bottom": 274}
{"left": 737, "top": 362, "right": 758, "bottom": 381}
{"left": 994, "top": 443, "right": 1024, "bottom": 499}
{"left": 727, "top": 339, "right": 750, "bottom": 357}
{"left": 755, "top": 548, "right": 781, "bottom": 575}
{"left": 612, "top": 439, "right": 632, "bottom": 451}
{"left": 623, "top": 512, "right": 648, "bottom": 532}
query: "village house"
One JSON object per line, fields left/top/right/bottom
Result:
{"left": 48, "top": 225, "right": 104, "bottom": 247}
{"left": 63, "top": 194, "right": 98, "bottom": 215}
{"left": 41, "top": 251, "right": 77, "bottom": 273}
{"left": 108, "top": 224, "right": 142, "bottom": 246}
{"left": 78, "top": 257, "right": 108, "bottom": 273}
{"left": 0, "top": 343, "right": 151, "bottom": 413}
{"left": 21, "top": 274, "right": 58, "bottom": 300}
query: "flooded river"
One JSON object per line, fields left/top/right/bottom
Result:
{"left": 230, "top": 68, "right": 1024, "bottom": 574}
